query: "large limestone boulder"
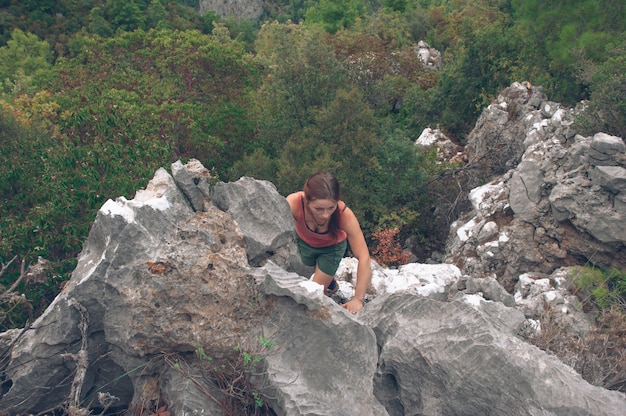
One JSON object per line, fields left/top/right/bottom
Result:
{"left": 362, "top": 292, "right": 626, "bottom": 416}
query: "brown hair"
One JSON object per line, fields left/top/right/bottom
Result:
{"left": 303, "top": 172, "right": 342, "bottom": 238}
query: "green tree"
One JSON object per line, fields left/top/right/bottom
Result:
{"left": 251, "top": 22, "right": 348, "bottom": 160}
{"left": 432, "top": 9, "right": 537, "bottom": 140}
{"left": 304, "top": 0, "right": 368, "bottom": 33}
{"left": 382, "top": 0, "right": 408, "bottom": 13}
{"left": 88, "top": 7, "right": 114, "bottom": 38}
{"left": 511, "top": 0, "right": 626, "bottom": 103}
{"left": 398, "top": 83, "right": 439, "bottom": 137}
{"left": 575, "top": 53, "right": 626, "bottom": 139}
{"left": 146, "top": 0, "right": 167, "bottom": 29}
{"left": 0, "top": 29, "right": 52, "bottom": 92}
{"left": 201, "top": 10, "right": 221, "bottom": 34}
{"left": 55, "top": 29, "right": 258, "bottom": 171}
{"left": 224, "top": 17, "right": 259, "bottom": 48}
{"left": 1, "top": 28, "right": 261, "bottom": 328}
{"left": 104, "top": 0, "right": 146, "bottom": 32}
{"left": 0, "top": 101, "right": 75, "bottom": 329}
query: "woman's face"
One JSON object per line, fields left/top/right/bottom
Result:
{"left": 307, "top": 198, "right": 337, "bottom": 224}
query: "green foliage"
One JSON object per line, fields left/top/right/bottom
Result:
{"left": 0, "top": 102, "right": 79, "bottom": 329}
{"left": 274, "top": 86, "right": 380, "bottom": 197}
{"left": 88, "top": 7, "right": 114, "bottom": 38}
{"left": 0, "top": 0, "right": 213, "bottom": 55}
{"left": 573, "top": 266, "right": 626, "bottom": 311}
{"left": 223, "top": 17, "right": 260, "bottom": 49}
{"left": 103, "top": 0, "right": 146, "bottom": 32}
{"left": 0, "top": 29, "right": 52, "bottom": 93}
{"left": 55, "top": 29, "right": 258, "bottom": 172}
{"left": 510, "top": 0, "right": 626, "bottom": 103}
{"left": 304, "top": 0, "right": 369, "bottom": 33}
{"left": 251, "top": 22, "right": 348, "bottom": 160}
{"left": 260, "top": 0, "right": 313, "bottom": 23}
{"left": 146, "top": 0, "right": 167, "bottom": 29}
{"left": 574, "top": 52, "right": 626, "bottom": 140}
{"left": 240, "top": 21, "right": 431, "bottom": 238}
{"left": 431, "top": 7, "right": 541, "bottom": 140}
{"left": 200, "top": 10, "right": 221, "bottom": 33}
{"left": 398, "top": 84, "right": 438, "bottom": 136}
{"left": 382, "top": 0, "right": 408, "bottom": 13}
{"left": 329, "top": 19, "right": 439, "bottom": 114}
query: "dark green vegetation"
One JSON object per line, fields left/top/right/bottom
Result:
{"left": 1, "top": 0, "right": 625, "bottom": 332}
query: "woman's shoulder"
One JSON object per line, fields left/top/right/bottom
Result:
{"left": 338, "top": 203, "right": 356, "bottom": 223}
{"left": 286, "top": 191, "right": 303, "bottom": 217}
{"left": 286, "top": 191, "right": 303, "bottom": 204}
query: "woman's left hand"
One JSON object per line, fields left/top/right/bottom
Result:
{"left": 342, "top": 298, "right": 364, "bottom": 314}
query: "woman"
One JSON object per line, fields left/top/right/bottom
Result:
{"left": 286, "top": 172, "right": 371, "bottom": 313}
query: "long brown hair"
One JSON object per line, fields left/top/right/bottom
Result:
{"left": 303, "top": 172, "right": 342, "bottom": 238}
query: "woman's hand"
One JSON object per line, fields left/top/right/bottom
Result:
{"left": 342, "top": 298, "right": 364, "bottom": 313}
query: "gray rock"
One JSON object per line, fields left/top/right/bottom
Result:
{"left": 540, "top": 101, "right": 561, "bottom": 118}
{"left": 171, "top": 158, "right": 212, "bottom": 212}
{"left": 591, "top": 132, "right": 626, "bottom": 156}
{"left": 591, "top": 165, "right": 626, "bottom": 193}
{"left": 362, "top": 292, "right": 626, "bottom": 416}
{"left": 210, "top": 176, "right": 306, "bottom": 273}
{"left": 587, "top": 133, "right": 626, "bottom": 166}
{"left": 447, "top": 82, "right": 626, "bottom": 288}
{"left": 0, "top": 166, "right": 274, "bottom": 413}
{"left": 253, "top": 262, "right": 388, "bottom": 416}
{"left": 480, "top": 276, "right": 516, "bottom": 307}
{"left": 509, "top": 159, "right": 544, "bottom": 221}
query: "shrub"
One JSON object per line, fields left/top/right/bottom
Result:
{"left": 527, "top": 304, "right": 626, "bottom": 392}
{"left": 572, "top": 265, "right": 626, "bottom": 312}
{"left": 574, "top": 53, "right": 626, "bottom": 140}
{"left": 372, "top": 228, "right": 410, "bottom": 268}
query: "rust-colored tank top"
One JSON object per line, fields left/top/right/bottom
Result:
{"left": 294, "top": 191, "right": 347, "bottom": 248}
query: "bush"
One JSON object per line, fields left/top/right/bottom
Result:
{"left": 572, "top": 265, "right": 626, "bottom": 312}
{"left": 527, "top": 265, "right": 626, "bottom": 392}
{"left": 528, "top": 304, "right": 626, "bottom": 392}
{"left": 372, "top": 228, "right": 410, "bottom": 267}
{"left": 574, "top": 54, "right": 626, "bottom": 140}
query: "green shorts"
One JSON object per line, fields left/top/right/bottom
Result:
{"left": 296, "top": 236, "right": 348, "bottom": 276}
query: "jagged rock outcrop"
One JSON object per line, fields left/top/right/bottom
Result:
{"left": 414, "top": 127, "right": 466, "bottom": 164}
{"left": 446, "top": 82, "right": 626, "bottom": 294}
{"left": 415, "top": 40, "right": 442, "bottom": 70}
{"left": 210, "top": 177, "right": 306, "bottom": 274}
{"left": 1, "top": 158, "right": 624, "bottom": 415}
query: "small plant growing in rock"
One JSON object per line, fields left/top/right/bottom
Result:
{"left": 187, "top": 336, "right": 277, "bottom": 415}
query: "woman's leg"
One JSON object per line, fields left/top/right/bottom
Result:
{"left": 312, "top": 265, "right": 335, "bottom": 289}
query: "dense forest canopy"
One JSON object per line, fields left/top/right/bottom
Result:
{"left": 1, "top": 0, "right": 625, "bottom": 329}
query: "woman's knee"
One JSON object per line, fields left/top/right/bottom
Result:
{"left": 312, "top": 265, "right": 335, "bottom": 287}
